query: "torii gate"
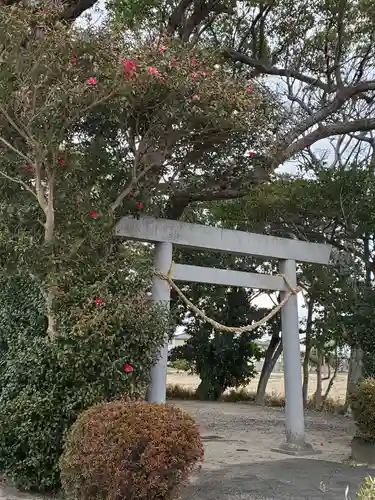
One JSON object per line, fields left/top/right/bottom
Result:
{"left": 115, "top": 216, "right": 332, "bottom": 455}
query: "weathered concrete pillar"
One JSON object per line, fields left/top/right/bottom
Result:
{"left": 272, "top": 259, "right": 318, "bottom": 455}
{"left": 146, "top": 242, "right": 172, "bottom": 404}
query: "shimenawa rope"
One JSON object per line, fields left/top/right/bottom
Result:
{"left": 154, "top": 262, "right": 301, "bottom": 334}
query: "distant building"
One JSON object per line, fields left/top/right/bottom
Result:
{"left": 168, "top": 332, "right": 191, "bottom": 351}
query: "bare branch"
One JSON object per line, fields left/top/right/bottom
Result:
{"left": 333, "top": 0, "right": 346, "bottom": 88}
{"left": 225, "top": 50, "right": 333, "bottom": 92}
{"left": 282, "top": 118, "right": 375, "bottom": 163}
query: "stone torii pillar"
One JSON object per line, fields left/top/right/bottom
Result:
{"left": 146, "top": 242, "right": 172, "bottom": 403}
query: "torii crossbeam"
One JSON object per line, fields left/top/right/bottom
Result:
{"left": 115, "top": 216, "right": 332, "bottom": 456}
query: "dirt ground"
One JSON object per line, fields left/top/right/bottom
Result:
{"left": 0, "top": 398, "right": 373, "bottom": 500}
{"left": 171, "top": 400, "right": 374, "bottom": 500}
{"left": 167, "top": 371, "right": 349, "bottom": 400}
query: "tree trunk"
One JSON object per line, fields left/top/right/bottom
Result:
{"left": 321, "top": 361, "right": 331, "bottom": 381}
{"left": 302, "top": 293, "right": 315, "bottom": 408}
{"left": 255, "top": 337, "right": 282, "bottom": 405}
{"left": 344, "top": 345, "right": 363, "bottom": 412}
{"left": 302, "top": 342, "right": 312, "bottom": 408}
{"left": 44, "top": 174, "right": 56, "bottom": 340}
{"left": 314, "top": 350, "right": 323, "bottom": 410}
{"left": 195, "top": 379, "right": 224, "bottom": 401}
{"left": 322, "top": 351, "right": 339, "bottom": 405}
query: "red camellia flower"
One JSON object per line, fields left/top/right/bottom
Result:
{"left": 136, "top": 201, "right": 144, "bottom": 209}
{"left": 147, "top": 66, "right": 160, "bottom": 76}
{"left": 247, "top": 87, "right": 253, "bottom": 93}
{"left": 122, "top": 58, "right": 138, "bottom": 78}
{"left": 58, "top": 158, "right": 65, "bottom": 166}
{"left": 23, "top": 165, "right": 35, "bottom": 173}
{"left": 95, "top": 297, "right": 104, "bottom": 305}
{"left": 123, "top": 363, "right": 134, "bottom": 373}
{"left": 159, "top": 46, "right": 166, "bottom": 53}
{"left": 91, "top": 210, "right": 97, "bottom": 219}
{"left": 170, "top": 57, "right": 178, "bottom": 67}
{"left": 249, "top": 151, "right": 255, "bottom": 158}
{"left": 87, "top": 77, "right": 97, "bottom": 86}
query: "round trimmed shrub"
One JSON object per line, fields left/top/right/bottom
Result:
{"left": 349, "top": 378, "right": 375, "bottom": 442}
{"left": 60, "top": 400, "right": 204, "bottom": 500}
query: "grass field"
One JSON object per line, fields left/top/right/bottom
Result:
{"left": 167, "top": 370, "right": 349, "bottom": 401}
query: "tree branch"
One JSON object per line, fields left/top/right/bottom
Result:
{"left": 0, "top": 135, "right": 34, "bottom": 164}
{"left": 333, "top": 0, "right": 346, "bottom": 88}
{"left": 225, "top": 50, "right": 333, "bottom": 92}
{"left": 60, "top": 0, "right": 99, "bottom": 21}
{"left": 0, "top": 168, "right": 37, "bottom": 199}
{"left": 282, "top": 118, "right": 375, "bottom": 163}
{"left": 225, "top": 49, "right": 375, "bottom": 102}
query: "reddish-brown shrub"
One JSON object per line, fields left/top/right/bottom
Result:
{"left": 59, "top": 400, "right": 204, "bottom": 500}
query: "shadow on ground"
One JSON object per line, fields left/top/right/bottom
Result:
{"left": 184, "top": 458, "right": 375, "bottom": 500}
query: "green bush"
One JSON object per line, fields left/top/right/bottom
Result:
{"left": 60, "top": 400, "right": 204, "bottom": 500}
{"left": 349, "top": 379, "right": 375, "bottom": 442}
{"left": 356, "top": 476, "right": 375, "bottom": 499}
{"left": 169, "top": 359, "right": 189, "bottom": 371}
{"left": 0, "top": 274, "right": 167, "bottom": 492}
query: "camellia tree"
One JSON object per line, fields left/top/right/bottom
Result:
{"left": 0, "top": 5, "right": 278, "bottom": 336}
{"left": 0, "top": 5, "right": 281, "bottom": 490}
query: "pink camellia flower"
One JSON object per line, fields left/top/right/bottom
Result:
{"left": 192, "top": 94, "right": 200, "bottom": 101}
{"left": 123, "top": 363, "right": 134, "bottom": 373}
{"left": 87, "top": 77, "right": 97, "bottom": 86}
{"left": 191, "top": 71, "right": 198, "bottom": 79}
{"left": 122, "top": 58, "right": 138, "bottom": 77}
{"left": 147, "top": 66, "right": 160, "bottom": 76}
{"left": 95, "top": 297, "right": 104, "bottom": 306}
{"left": 159, "top": 46, "right": 166, "bottom": 53}
{"left": 249, "top": 151, "right": 255, "bottom": 158}
{"left": 247, "top": 87, "right": 253, "bottom": 93}
{"left": 191, "top": 58, "right": 199, "bottom": 66}
{"left": 170, "top": 57, "right": 178, "bottom": 67}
